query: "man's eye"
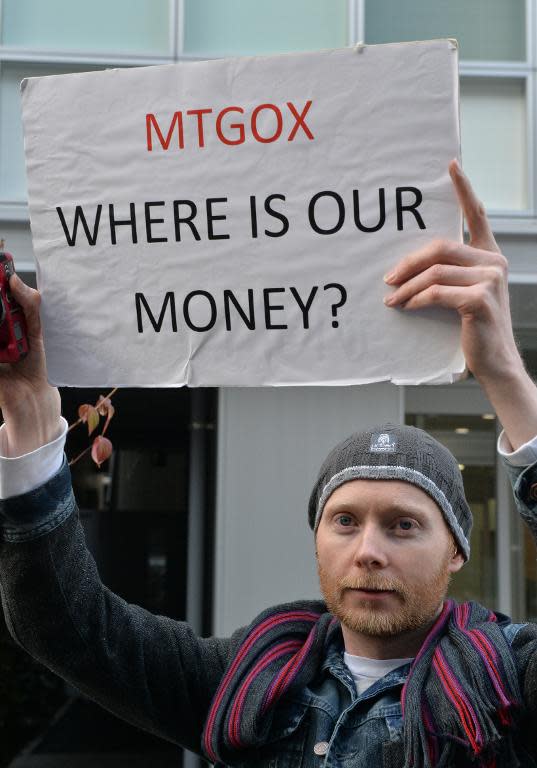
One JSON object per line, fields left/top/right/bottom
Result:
{"left": 336, "top": 515, "right": 353, "bottom": 527}
{"left": 396, "top": 519, "right": 415, "bottom": 532}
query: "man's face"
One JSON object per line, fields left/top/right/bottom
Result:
{"left": 316, "top": 479, "right": 465, "bottom": 638}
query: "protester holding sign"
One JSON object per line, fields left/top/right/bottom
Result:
{"left": 1, "top": 161, "right": 537, "bottom": 767}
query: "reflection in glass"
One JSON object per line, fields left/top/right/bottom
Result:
{"left": 1, "top": 0, "right": 171, "bottom": 55}
{"left": 460, "top": 78, "right": 528, "bottom": 212}
{"left": 365, "top": 0, "right": 526, "bottom": 61}
{"left": 184, "top": 0, "right": 347, "bottom": 55}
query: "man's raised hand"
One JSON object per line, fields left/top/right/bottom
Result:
{"left": 383, "top": 159, "right": 521, "bottom": 386}
{"left": 383, "top": 160, "right": 537, "bottom": 451}
{"left": 0, "top": 273, "right": 61, "bottom": 456}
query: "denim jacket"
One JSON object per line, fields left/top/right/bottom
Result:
{"left": 234, "top": 615, "right": 530, "bottom": 768}
{"left": 1, "top": 454, "right": 537, "bottom": 767}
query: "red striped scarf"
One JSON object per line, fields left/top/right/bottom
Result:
{"left": 401, "top": 599, "right": 522, "bottom": 767}
{"left": 202, "top": 599, "right": 522, "bottom": 766}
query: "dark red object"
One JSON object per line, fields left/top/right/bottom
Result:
{"left": 0, "top": 251, "right": 29, "bottom": 362}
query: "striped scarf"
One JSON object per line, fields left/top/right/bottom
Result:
{"left": 202, "top": 599, "right": 522, "bottom": 767}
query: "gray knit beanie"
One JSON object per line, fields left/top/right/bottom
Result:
{"left": 308, "top": 423, "right": 472, "bottom": 561}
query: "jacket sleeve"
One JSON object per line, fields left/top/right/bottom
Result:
{"left": 502, "top": 454, "right": 537, "bottom": 543}
{"left": 501, "top": 454, "right": 537, "bottom": 719}
{"left": 0, "top": 454, "right": 232, "bottom": 756}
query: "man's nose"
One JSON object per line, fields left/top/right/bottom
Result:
{"left": 352, "top": 523, "right": 389, "bottom": 569}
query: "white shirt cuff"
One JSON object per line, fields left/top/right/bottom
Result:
{"left": 0, "top": 416, "right": 68, "bottom": 499}
{"left": 497, "top": 429, "right": 537, "bottom": 467}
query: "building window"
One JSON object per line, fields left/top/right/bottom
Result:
{"left": 363, "top": 0, "right": 534, "bottom": 217}
{"left": 460, "top": 77, "right": 528, "bottom": 212}
{"left": 363, "top": 0, "right": 526, "bottom": 61}
{"left": 183, "top": 0, "right": 348, "bottom": 56}
{"left": 1, "top": 0, "right": 172, "bottom": 55}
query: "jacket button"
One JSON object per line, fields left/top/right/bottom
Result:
{"left": 314, "top": 741, "right": 329, "bottom": 756}
{"left": 530, "top": 483, "right": 537, "bottom": 501}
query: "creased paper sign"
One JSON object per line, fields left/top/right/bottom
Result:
{"left": 21, "top": 40, "right": 464, "bottom": 387}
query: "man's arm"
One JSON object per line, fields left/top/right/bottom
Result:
{"left": 0, "top": 456, "right": 233, "bottom": 754}
{"left": 383, "top": 159, "right": 537, "bottom": 451}
{"left": 0, "top": 274, "right": 233, "bottom": 755}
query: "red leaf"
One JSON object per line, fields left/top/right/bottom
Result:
{"left": 96, "top": 396, "right": 112, "bottom": 416}
{"left": 91, "top": 435, "right": 113, "bottom": 468}
{"left": 78, "top": 404, "right": 91, "bottom": 421}
{"left": 78, "top": 404, "right": 100, "bottom": 436}
{"left": 96, "top": 396, "right": 116, "bottom": 435}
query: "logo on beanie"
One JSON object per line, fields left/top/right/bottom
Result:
{"left": 370, "top": 432, "right": 397, "bottom": 453}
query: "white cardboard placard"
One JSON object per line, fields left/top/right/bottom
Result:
{"left": 21, "top": 40, "right": 464, "bottom": 387}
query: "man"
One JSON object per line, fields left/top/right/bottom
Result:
{"left": 1, "top": 160, "right": 537, "bottom": 767}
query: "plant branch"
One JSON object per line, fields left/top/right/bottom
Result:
{"left": 67, "top": 387, "right": 118, "bottom": 433}
{"left": 68, "top": 444, "right": 91, "bottom": 466}
{"left": 66, "top": 387, "right": 118, "bottom": 467}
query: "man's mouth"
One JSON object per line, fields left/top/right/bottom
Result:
{"left": 347, "top": 587, "right": 397, "bottom": 598}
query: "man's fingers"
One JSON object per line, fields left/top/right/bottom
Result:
{"left": 448, "top": 159, "right": 500, "bottom": 253}
{"left": 8, "top": 273, "right": 42, "bottom": 338}
{"left": 384, "top": 239, "right": 506, "bottom": 285}
{"left": 393, "top": 283, "right": 486, "bottom": 315}
{"left": 384, "top": 264, "right": 498, "bottom": 307}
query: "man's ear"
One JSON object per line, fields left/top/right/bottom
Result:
{"left": 448, "top": 542, "right": 465, "bottom": 574}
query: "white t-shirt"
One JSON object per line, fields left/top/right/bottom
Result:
{"left": 343, "top": 652, "right": 414, "bottom": 695}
